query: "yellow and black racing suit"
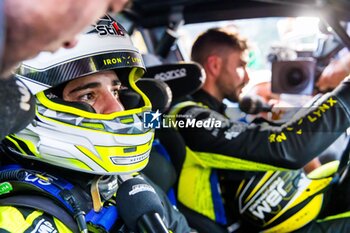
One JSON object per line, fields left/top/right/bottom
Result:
{"left": 169, "top": 79, "right": 350, "bottom": 232}
{"left": 0, "top": 158, "right": 191, "bottom": 233}
{"left": 0, "top": 206, "right": 72, "bottom": 233}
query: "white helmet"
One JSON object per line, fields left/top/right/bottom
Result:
{"left": 4, "top": 15, "right": 154, "bottom": 175}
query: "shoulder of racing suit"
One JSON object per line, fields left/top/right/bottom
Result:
{"left": 0, "top": 164, "right": 192, "bottom": 233}
{"left": 169, "top": 88, "right": 350, "bottom": 170}
{"left": 0, "top": 164, "right": 120, "bottom": 232}
{"left": 169, "top": 99, "right": 344, "bottom": 232}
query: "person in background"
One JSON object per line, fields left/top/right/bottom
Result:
{"left": 1, "top": 0, "right": 129, "bottom": 77}
{"left": 316, "top": 52, "right": 350, "bottom": 92}
{"left": 169, "top": 27, "right": 350, "bottom": 232}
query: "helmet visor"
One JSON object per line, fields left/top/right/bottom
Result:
{"left": 17, "top": 51, "right": 144, "bottom": 91}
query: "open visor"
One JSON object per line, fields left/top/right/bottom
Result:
{"left": 35, "top": 67, "right": 151, "bottom": 122}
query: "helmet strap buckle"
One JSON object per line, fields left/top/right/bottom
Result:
{"left": 91, "top": 176, "right": 103, "bottom": 212}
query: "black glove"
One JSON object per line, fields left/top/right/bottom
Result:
{"left": 0, "top": 77, "right": 35, "bottom": 140}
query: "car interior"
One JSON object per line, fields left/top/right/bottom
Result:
{"left": 115, "top": 0, "right": 350, "bottom": 232}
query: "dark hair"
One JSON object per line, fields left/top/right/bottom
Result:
{"left": 191, "top": 28, "right": 248, "bottom": 65}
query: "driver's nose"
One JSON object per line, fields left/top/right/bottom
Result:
{"left": 97, "top": 91, "right": 125, "bottom": 114}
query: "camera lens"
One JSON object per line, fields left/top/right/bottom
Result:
{"left": 272, "top": 59, "right": 315, "bottom": 95}
{"left": 286, "top": 68, "right": 304, "bottom": 86}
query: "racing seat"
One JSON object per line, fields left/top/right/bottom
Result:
{"left": 140, "top": 62, "right": 206, "bottom": 189}
{"left": 140, "top": 62, "right": 228, "bottom": 232}
{"left": 135, "top": 78, "right": 178, "bottom": 198}
{"left": 156, "top": 128, "right": 228, "bottom": 233}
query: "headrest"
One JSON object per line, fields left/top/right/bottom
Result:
{"left": 119, "top": 78, "right": 172, "bottom": 112}
{"left": 137, "top": 78, "right": 172, "bottom": 112}
{"left": 143, "top": 62, "right": 206, "bottom": 101}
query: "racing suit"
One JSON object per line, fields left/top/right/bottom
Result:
{"left": 0, "top": 153, "right": 191, "bottom": 233}
{"left": 169, "top": 78, "right": 350, "bottom": 232}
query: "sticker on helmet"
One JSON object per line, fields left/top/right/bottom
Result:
{"left": 92, "top": 15, "right": 126, "bottom": 37}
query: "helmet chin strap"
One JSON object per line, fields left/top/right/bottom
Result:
{"left": 91, "top": 177, "right": 103, "bottom": 212}
{"left": 91, "top": 174, "right": 120, "bottom": 212}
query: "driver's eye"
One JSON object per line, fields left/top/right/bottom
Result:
{"left": 80, "top": 93, "right": 95, "bottom": 102}
{"left": 112, "top": 89, "right": 119, "bottom": 98}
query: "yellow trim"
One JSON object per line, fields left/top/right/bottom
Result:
{"left": 67, "top": 158, "right": 93, "bottom": 171}
{"left": 194, "top": 151, "right": 287, "bottom": 171}
{"left": 235, "top": 180, "right": 246, "bottom": 198}
{"left": 81, "top": 122, "right": 105, "bottom": 129}
{"left": 53, "top": 218, "right": 74, "bottom": 232}
{"left": 170, "top": 101, "right": 286, "bottom": 171}
{"left": 6, "top": 134, "right": 41, "bottom": 157}
{"left": 36, "top": 68, "right": 151, "bottom": 120}
{"left": 288, "top": 176, "right": 332, "bottom": 210}
{"left": 263, "top": 172, "right": 332, "bottom": 230}
{"left": 5, "top": 136, "right": 28, "bottom": 155}
{"left": 263, "top": 195, "right": 323, "bottom": 233}
{"left": 95, "top": 140, "right": 151, "bottom": 157}
{"left": 36, "top": 108, "right": 153, "bottom": 136}
{"left": 307, "top": 160, "right": 339, "bottom": 179}
{"left": 177, "top": 146, "right": 287, "bottom": 222}
{"left": 37, "top": 91, "right": 149, "bottom": 120}
{"left": 177, "top": 147, "right": 216, "bottom": 221}
{"left": 317, "top": 210, "right": 350, "bottom": 222}
{"left": 36, "top": 174, "right": 50, "bottom": 182}
{"left": 36, "top": 110, "right": 108, "bottom": 134}
{"left": 76, "top": 144, "right": 151, "bottom": 173}
{"left": 245, "top": 171, "right": 274, "bottom": 203}
{"left": 26, "top": 210, "right": 44, "bottom": 225}
{"left": 129, "top": 67, "right": 152, "bottom": 108}
{"left": 168, "top": 101, "right": 202, "bottom": 126}
{"left": 0, "top": 207, "right": 73, "bottom": 232}
{"left": 0, "top": 206, "right": 32, "bottom": 232}
{"left": 120, "top": 117, "right": 134, "bottom": 124}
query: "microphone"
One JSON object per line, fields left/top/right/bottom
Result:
{"left": 144, "top": 62, "right": 206, "bottom": 100}
{"left": 239, "top": 95, "right": 273, "bottom": 115}
{"left": 116, "top": 178, "right": 168, "bottom": 233}
{"left": 0, "top": 77, "right": 35, "bottom": 140}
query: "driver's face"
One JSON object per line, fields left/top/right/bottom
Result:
{"left": 63, "top": 70, "right": 124, "bottom": 114}
{"left": 217, "top": 50, "right": 249, "bottom": 102}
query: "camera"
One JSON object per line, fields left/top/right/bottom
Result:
{"left": 269, "top": 32, "right": 344, "bottom": 95}
{"left": 271, "top": 58, "right": 316, "bottom": 95}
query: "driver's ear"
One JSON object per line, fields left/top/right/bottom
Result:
{"left": 205, "top": 55, "right": 222, "bottom": 80}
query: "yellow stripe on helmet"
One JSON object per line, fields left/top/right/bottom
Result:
{"left": 95, "top": 140, "right": 152, "bottom": 157}
{"left": 36, "top": 68, "right": 151, "bottom": 120}
{"left": 76, "top": 144, "right": 151, "bottom": 173}
{"left": 5, "top": 134, "right": 41, "bottom": 158}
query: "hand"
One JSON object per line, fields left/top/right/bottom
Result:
{"left": 316, "top": 54, "right": 350, "bottom": 92}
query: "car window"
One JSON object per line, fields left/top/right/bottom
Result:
{"left": 177, "top": 17, "right": 321, "bottom": 71}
